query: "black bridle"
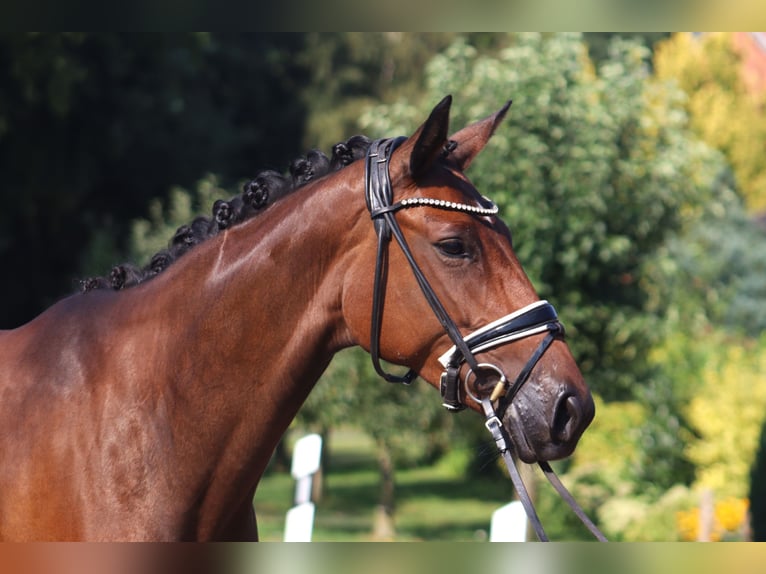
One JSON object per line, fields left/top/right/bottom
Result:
{"left": 364, "top": 137, "right": 607, "bottom": 541}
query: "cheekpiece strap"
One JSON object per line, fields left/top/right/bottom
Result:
{"left": 365, "top": 137, "right": 407, "bottom": 241}
{"left": 365, "top": 137, "right": 485, "bottom": 387}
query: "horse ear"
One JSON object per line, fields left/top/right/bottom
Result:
{"left": 406, "top": 95, "right": 452, "bottom": 179}
{"left": 448, "top": 100, "right": 512, "bottom": 171}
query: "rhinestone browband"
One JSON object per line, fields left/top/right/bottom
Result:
{"left": 397, "top": 196, "right": 499, "bottom": 216}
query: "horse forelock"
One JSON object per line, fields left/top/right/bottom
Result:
{"left": 80, "top": 135, "right": 374, "bottom": 294}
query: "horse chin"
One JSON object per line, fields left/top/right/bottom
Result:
{"left": 504, "top": 409, "right": 540, "bottom": 464}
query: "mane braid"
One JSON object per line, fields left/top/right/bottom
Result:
{"left": 79, "top": 136, "right": 373, "bottom": 293}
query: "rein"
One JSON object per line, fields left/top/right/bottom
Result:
{"left": 364, "top": 137, "right": 607, "bottom": 542}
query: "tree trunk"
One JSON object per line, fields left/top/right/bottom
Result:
{"left": 272, "top": 432, "right": 291, "bottom": 473}
{"left": 311, "top": 428, "right": 330, "bottom": 503}
{"left": 372, "top": 439, "right": 396, "bottom": 540}
{"left": 698, "top": 488, "right": 714, "bottom": 542}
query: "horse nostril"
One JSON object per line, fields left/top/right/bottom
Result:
{"left": 552, "top": 394, "right": 581, "bottom": 444}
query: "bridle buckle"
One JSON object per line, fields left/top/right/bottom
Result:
{"left": 440, "top": 367, "right": 465, "bottom": 412}
{"left": 484, "top": 414, "right": 502, "bottom": 433}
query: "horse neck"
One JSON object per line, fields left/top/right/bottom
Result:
{"left": 195, "top": 173, "right": 363, "bottom": 392}
{"left": 128, "top": 167, "right": 366, "bottom": 493}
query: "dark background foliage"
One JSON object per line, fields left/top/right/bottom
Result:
{"left": 0, "top": 33, "right": 308, "bottom": 327}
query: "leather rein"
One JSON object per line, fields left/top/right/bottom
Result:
{"left": 364, "top": 137, "right": 607, "bottom": 541}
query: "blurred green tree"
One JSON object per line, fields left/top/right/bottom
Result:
{"left": 298, "top": 33, "right": 459, "bottom": 151}
{"left": 299, "top": 348, "right": 459, "bottom": 538}
{"left": 640, "top": 169, "right": 766, "bottom": 494}
{"left": 686, "top": 339, "right": 766, "bottom": 500}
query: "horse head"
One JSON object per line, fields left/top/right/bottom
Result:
{"left": 342, "top": 96, "right": 595, "bottom": 463}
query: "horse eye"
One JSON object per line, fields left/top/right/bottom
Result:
{"left": 436, "top": 238, "right": 469, "bottom": 258}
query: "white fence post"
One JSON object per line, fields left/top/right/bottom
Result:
{"left": 489, "top": 501, "right": 528, "bottom": 542}
{"left": 283, "top": 433, "right": 322, "bottom": 542}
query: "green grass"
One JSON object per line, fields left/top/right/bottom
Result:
{"left": 253, "top": 428, "right": 515, "bottom": 541}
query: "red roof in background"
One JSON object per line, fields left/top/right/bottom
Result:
{"left": 733, "top": 32, "right": 766, "bottom": 96}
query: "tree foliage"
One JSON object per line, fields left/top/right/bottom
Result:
{"left": 308, "top": 349, "right": 456, "bottom": 466}
{"left": 298, "top": 348, "right": 463, "bottom": 537}
{"left": 298, "top": 33, "right": 459, "bottom": 152}
{"left": 686, "top": 337, "right": 766, "bottom": 499}
{"left": 647, "top": 191, "right": 766, "bottom": 339}
{"left": 654, "top": 33, "right": 766, "bottom": 213}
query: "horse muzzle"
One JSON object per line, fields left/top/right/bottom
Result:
{"left": 505, "top": 382, "right": 595, "bottom": 463}
{"left": 437, "top": 300, "right": 595, "bottom": 463}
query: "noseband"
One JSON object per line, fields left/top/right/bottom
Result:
{"left": 364, "top": 137, "right": 606, "bottom": 541}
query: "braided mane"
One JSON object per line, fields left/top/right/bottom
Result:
{"left": 80, "top": 135, "right": 373, "bottom": 293}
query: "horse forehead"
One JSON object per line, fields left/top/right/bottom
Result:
{"left": 406, "top": 165, "right": 481, "bottom": 201}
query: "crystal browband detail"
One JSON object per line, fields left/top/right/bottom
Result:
{"left": 397, "top": 196, "right": 499, "bottom": 216}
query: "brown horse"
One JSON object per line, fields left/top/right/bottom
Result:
{"left": 0, "top": 96, "right": 594, "bottom": 541}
